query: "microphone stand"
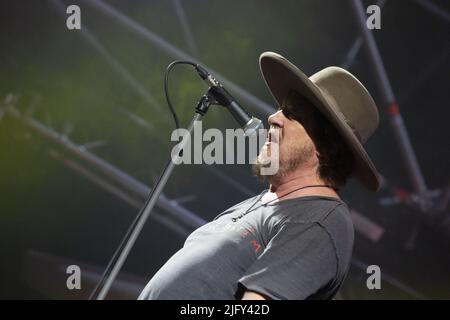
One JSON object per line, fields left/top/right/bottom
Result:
{"left": 91, "top": 92, "right": 214, "bottom": 300}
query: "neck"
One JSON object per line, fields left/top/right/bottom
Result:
{"left": 269, "top": 169, "right": 340, "bottom": 200}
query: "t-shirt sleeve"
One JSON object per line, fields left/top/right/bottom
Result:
{"left": 237, "top": 222, "right": 338, "bottom": 300}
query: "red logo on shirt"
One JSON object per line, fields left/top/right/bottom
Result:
{"left": 241, "top": 227, "right": 255, "bottom": 238}
{"left": 251, "top": 240, "right": 261, "bottom": 253}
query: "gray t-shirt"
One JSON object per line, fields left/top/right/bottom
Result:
{"left": 139, "top": 192, "right": 354, "bottom": 300}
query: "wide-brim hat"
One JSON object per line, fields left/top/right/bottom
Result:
{"left": 259, "top": 52, "right": 381, "bottom": 191}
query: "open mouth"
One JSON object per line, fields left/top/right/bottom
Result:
{"left": 266, "top": 127, "right": 279, "bottom": 145}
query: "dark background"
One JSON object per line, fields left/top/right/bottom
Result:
{"left": 0, "top": 0, "right": 449, "bottom": 299}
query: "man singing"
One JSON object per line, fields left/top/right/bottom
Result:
{"left": 139, "top": 52, "right": 380, "bottom": 300}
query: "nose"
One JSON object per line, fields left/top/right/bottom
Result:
{"left": 268, "top": 110, "right": 284, "bottom": 128}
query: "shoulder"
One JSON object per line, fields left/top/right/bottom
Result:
{"left": 277, "top": 196, "right": 350, "bottom": 224}
{"left": 213, "top": 193, "right": 262, "bottom": 220}
{"left": 318, "top": 201, "right": 354, "bottom": 242}
{"left": 270, "top": 198, "right": 354, "bottom": 251}
{"left": 316, "top": 202, "right": 354, "bottom": 276}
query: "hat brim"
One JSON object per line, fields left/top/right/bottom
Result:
{"left": 259, "top": 52, "right": 380, "bottom": 192}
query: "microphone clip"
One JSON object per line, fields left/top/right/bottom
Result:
{"left": 195, "top": 90, "right": 217, "bottom": 116}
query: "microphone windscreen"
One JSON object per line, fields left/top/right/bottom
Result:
{"left": 243, "top": 117, "right": 264, "bottom": 136}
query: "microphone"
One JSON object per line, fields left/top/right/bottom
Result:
{"left": 195, "top": 64, "right": 264, "bottom": 136}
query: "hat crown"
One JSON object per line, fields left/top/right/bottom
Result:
{"left": 310, "top": 67, "right": 379, "bottom": 144}
{"left": 258, "top": 51, "right": 381, "bottom": 191}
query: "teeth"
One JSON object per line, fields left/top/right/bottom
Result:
{"left": 266, "top": 127, "right": 279, "bottom": 144}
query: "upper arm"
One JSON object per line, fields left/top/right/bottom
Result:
{"left": 238, "top": 222, "right": 339, "bottom": 300}
{"left": 241, "top": 290, "right": 269, "bottom": 300}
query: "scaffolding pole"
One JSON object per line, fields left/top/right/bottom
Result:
{"left": 349, "top": 0, "right": 429, "bottom": 210}
{"left": 4, "top": 102, "right": 206, "bottom": 232}
{"left": 50, "top": 0, "right": 166, "bottom": 116}
{"left": 2, "top": 95, "right": 423, "bottom": 299}
{"left": 49, "top": 150, "right": 192, "bottom": 237}
{"left": 412, "top": 0, "right": 450, "bottom": 25}
{"left": 81, "top": 0, "right": 275, "bottom": 116}
{"left": 172, "top": 0, "right": 198, "bottom": 56}
{"left": 341, "top": 0, "right": 387, "bottom": 69}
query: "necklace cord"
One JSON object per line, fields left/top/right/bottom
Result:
{"left": 233, "top": 184, "right": 336, "bottom": 221}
